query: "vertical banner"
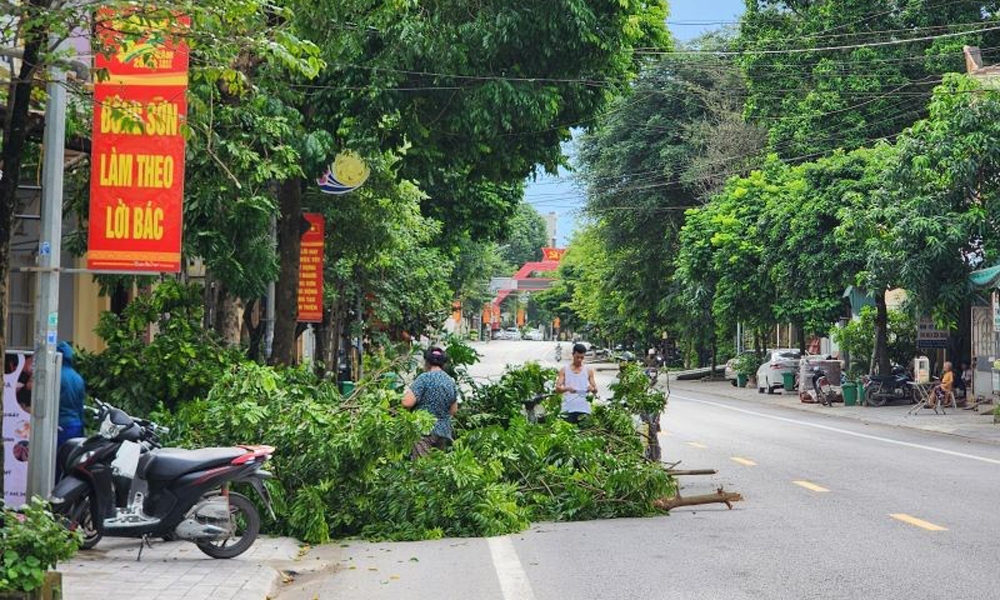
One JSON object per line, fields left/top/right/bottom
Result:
{"left": 88, "top": 8, "right": 190, "bottom": 272}
{"left": 3, "top": 352, "right": 33, "bottom": 507}
{"left": 297, "top": 213, "right": 325, "bottom": 323}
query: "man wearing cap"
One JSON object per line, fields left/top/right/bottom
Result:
{"left": 403, "top": 346, "right": 458, "bottom": 457}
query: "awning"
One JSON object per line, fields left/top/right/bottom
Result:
{"left": 969, "top": 264, "right": 1000, "bottom": 290}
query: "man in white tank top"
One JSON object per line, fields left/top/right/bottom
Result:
{"left": 555, "top": 343, "right": 598, "bottom": 423}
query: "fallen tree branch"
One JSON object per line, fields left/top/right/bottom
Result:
{"left": 665, "top": 469, "right": 717, "bottom": 476}
{"left": 654, "top": 487, "right": 743, "bottom": 511}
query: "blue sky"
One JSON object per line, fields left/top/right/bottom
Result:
{"left": 523, "top": 0, "right": 746, "bottom": 246}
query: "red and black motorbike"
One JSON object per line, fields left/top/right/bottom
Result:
{"left": 50, "top": 399, "right": 275, "bottom": 559}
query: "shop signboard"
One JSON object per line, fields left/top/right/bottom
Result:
{"left": 917, "top": 317, "right": 948, "bottom": 349}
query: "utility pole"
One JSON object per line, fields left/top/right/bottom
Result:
{"left": 26, "top": 34, "right": 68, "bottom": 500}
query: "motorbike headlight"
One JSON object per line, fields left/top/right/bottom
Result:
{"left": 99, "top": 414, "right": 126, "bottom": 439}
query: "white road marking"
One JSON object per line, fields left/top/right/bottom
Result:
{"left": 672, "top": 394, "right": 1000, "bottom": 466}
{"left": 488, "top": 536, "right": 536, "bottom": 600}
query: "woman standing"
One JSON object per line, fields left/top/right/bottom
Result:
{"left": 403, "top": 347, "right": 458, "bottom": 458}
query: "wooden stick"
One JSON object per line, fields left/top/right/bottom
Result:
{"left": 654, "top": 487, "right": 743, "bottom": 511}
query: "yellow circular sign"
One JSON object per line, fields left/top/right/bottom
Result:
{"left": 333, "top": 152, "right": 370, "bottom": 188}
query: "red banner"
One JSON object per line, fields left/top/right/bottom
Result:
{"left": 87, "top": 8, "right": 190, "bottom": 272}
{"left": 298, "top": 214, "right": 325, "bottom": 323}
{"left": 542, "top": 247, "right": 566, "bottom": 262}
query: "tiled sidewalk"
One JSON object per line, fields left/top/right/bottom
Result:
{"left": 671, "top": 379, "right": 1000, "bottom": 445}
{"left": 61, "top": 536, "right": 299, "bottom": 600}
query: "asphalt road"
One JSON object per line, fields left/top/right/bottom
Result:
{"left": 279, "top": 341, "right": 1000, "bottom": 600}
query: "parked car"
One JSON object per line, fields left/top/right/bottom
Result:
{"left": 756, "top": 348, "right": 803, "bottom": 394}
{"left": 725, "top": 352, "right": 755, "bottom": 385}
{"left": 525, "top": 329, "right": 544, "bottom": 341}
{"left": 504, "top": 327, "right": 522, "bottom": 341}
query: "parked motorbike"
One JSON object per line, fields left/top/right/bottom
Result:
{"left": 50, "top": 399, "right": 275, "bottom": 559}
{"left": 810, "top": 366, "right": 836, "bottom": 407}
{"left": 863, "top": 365, "right": 917, "bottom": 407}
{"left": 555, "top": 344, "right": 562, "bottom": 362}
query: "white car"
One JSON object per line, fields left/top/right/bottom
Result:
{"left": 504, "top": 327, "right": 522, "bottom": 341}
{"left": 525, "top": 329, "right": 544, "bottom": 341}
{"left": 755, "top": 348, "right": 803, "bottom": 394}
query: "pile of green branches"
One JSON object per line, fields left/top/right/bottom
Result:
{"left": 159, "top": 353, "right": 673, "bottom": 543}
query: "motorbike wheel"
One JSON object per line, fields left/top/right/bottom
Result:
{"left": 66, "top": 494, "right": 102, "bottom": 550}
{"left": 196, "top": 493, "right": 260, "bottom": 559}
{"left": 865, "top": 384, "right": 887, "bottom": 407}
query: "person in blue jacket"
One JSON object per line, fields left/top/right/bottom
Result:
{"left": 56, "top": 341, "right": 86, "bottom": 450}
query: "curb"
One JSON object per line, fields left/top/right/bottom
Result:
{"left": 670, "top": 380, "right": 1000, "bottom": 447}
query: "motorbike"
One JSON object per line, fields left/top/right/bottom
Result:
{"left": 555, "top": 344, "right": 562, "bottom": 362}
{"left": 810, "top": 366, "right": 836, "bottom": 407}
{"left": 50, "top": 399, "right": 275, "bottom": 559}
{"left": 863, "top": 364, "right": 917, "bottom": 407}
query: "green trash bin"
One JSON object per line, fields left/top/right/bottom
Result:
{"left": 340, "top": 380, "right": 356, "bottom": 396}
{"left": 736, "top": 373, "right": 748, "bottom": 388}
{"left": 782, "top": 371, "right": 796, "bottom": 392}
{"left": 842, "top": 381, "right": 859, "bottom": 406}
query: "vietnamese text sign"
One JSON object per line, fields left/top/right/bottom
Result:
{"left": 88, "top": 8, "right": 190, "bottom": 272}
{"left": 297, "top": 213, "right": 325, "bottom": 323}
{"left": 917, "top": 317, "right": 949, "bottom": 349}
{"left": 3, "top": 352, "right": 33, "bottom": 508}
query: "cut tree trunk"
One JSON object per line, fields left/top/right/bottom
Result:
{"left": 271, "top": 178, "right": 308, "bottom": 366}
{"left": 654, "top": 488, "right": 744, "bottom": 511}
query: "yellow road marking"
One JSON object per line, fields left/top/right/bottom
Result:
{"left": 686, "top": 442, "right": 707, "bottom": 449}
{"left": 793, "top": 480, "right": 830, "bottom": 493}
{"left": 890, "top": 514, "right": 948, "bottom": 531}
{"left": 730, "top": 457, "right": 757, "bottom": 466}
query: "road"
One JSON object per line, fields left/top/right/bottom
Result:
{"left": 278, "top": 341, "right": 1000, "bottom": 600}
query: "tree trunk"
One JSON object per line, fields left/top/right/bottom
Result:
{"left": 271, "top": 178, "right": 307, "bottom": 366}
{"left": 796, "top": 323, "right": 807, "bottom": 354}
{"left": 244, "top": 299, "right": 265, "bottom": 361}
{"left": 0, "top": 0, "right": 49, "bottom": 500}
{"left": 874, "top": 289, "right": 891, "bottom": 376}
{"left": 215, "top": 286, "right": 242, "bottom": 346}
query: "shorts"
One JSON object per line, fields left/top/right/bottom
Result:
{"left": 562, "top": 412, "right": 591, "bottom": 425}
{"left": 411, "top": 434, "right": 449, "bottom": 459}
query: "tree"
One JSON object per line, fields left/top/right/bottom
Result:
{"left": 762, "top": 145, "right": 892, "bottom": 347}
{"left": 266, "top": 0, "right": 671, "bottom": 365}
{"left": 577, "top": 31, "right": 764, "bottom": 350}
{"left": 498, "top": 202, "right": 548, "bottom": 268}
{"left": 738, "top": 1, "right": 1000, "bottom": 159}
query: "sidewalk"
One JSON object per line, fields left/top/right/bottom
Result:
{"left": 670, "top": 378, "right": 1000, "bottom": 445}
{"left": 61, "top": 536, "right": 300, "bottom": 600}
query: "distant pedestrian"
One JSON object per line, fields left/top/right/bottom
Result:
{"left": 57, "top": 341, "right": 86, "bottom": 450}
{"left": 555, "top": 343, "right": 598, "bottom": 424}
{"left": 403, "top": 347, "right": 457, "bottom": 458}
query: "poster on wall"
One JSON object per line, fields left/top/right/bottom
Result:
{"left": 87, "top": 7, "right": 190, "bottom": 272}
{"left": 3, "top": 352, "right": 33, "bottom": 507}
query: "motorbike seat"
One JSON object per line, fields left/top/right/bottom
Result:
{"left": 868, "top": 374, "right": 901, "bottom": 383}
{"left": 144, "top": 447, "right": 246, "bottom": 481}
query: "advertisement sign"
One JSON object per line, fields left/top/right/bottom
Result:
{"left": 541, "top": 247, "right": 566, "bottom": 262}
{"left": 917, "top": 317, "right": 949, "bottom": 349}
{"left": 87, "top": 8, "right": 190, "bottom": 272}
{"left": 3, "top": 352, "right": 32, "bottom": 507}
{"left": 297, "top": 213, "right": 325, "bottom": 322}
